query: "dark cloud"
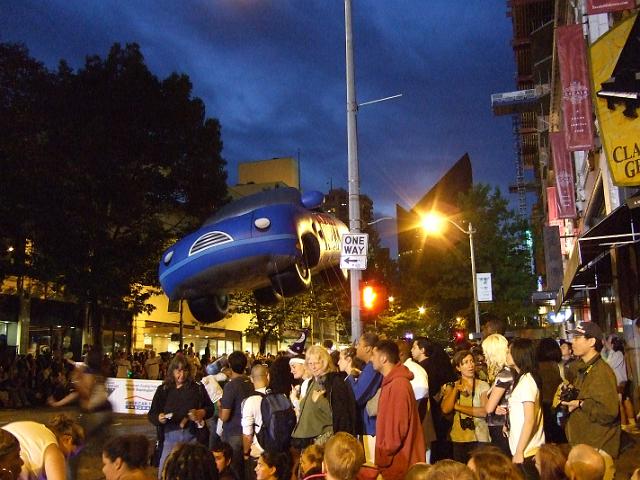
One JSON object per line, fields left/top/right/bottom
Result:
{"left": 2, "top": 0, "right": 518, "bottom": 232}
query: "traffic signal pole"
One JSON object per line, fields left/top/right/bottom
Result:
{"left": 345, "top": 0, "right": 362, "bottom": 343}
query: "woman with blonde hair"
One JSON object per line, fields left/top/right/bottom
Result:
{"left": 291, "top": 345, "right": 356, "bottom": 449}
{"left": 481, "top": 333, "right": 513, "bottom": 455}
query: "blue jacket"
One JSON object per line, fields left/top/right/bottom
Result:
{"left": 346, "top": 362, "right": 382, "bottom": 435}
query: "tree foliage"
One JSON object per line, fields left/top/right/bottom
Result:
{"left": 233, "top": 276, "right": 350, "bottom": 353}
{"left": 395, "top": 184, "right": 535, "bottom": 333}
{"left": 0, "top": 42, "right": 228, "bottom": 337}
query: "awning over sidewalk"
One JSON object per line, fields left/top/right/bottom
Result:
{"left": 577, "top": 198, "right": 640, "bottom": 267}
{"left": 556, "top": 196, "right": 640, "bottom": 311}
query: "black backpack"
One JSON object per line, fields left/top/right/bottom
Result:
{"left": 255, "top": 391, "right": 297, "bottom": 452}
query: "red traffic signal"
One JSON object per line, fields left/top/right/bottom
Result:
{"left": 360, "top": 281, "right": 388, "bottom": 315}
{"left": 453, "top": 329, "right": 467, "bottom": 343}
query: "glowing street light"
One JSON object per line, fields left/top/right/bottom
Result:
{"left": 418, "top": 306, "right": 426, "bottom": 315}
{"left": 420, "top": 212, "right": 481, "bottom": 336}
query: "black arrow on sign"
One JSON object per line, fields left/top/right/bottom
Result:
{"left": 343, "top": 257, "right": 360, "bottom": 264}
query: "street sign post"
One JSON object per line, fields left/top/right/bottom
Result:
{"left": 340, "top": 233, "right": 368, "bottom": 270}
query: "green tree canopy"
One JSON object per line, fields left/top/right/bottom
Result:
{"left": 0, "top": 42, "right": 228, "bottom": 337}
{"left": 394, "top": 184, "right": 535, "bottom": 334}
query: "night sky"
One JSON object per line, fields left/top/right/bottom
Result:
{"left": 2, "top": 1, "right": 519, "bottom": 249}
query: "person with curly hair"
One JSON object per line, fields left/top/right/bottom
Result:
{"left": 149, "top": 355, "right": 215, "bottom": 478}
{"left": 0, "top": 429, "right": 23, "bottom": 480}
{"left": 102, "top": 434, "right": 153, "bottom": 480}
{"left": 162, "top": 443, "right": 218, "bottom": 480}
{"left": 481, "top": 334, "right": 513, "bottom": 455}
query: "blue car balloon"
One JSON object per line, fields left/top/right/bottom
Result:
{"left": 159, "top": 187, "right": 348, "bottom": 323}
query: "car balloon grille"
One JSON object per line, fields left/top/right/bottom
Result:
{"left": 189, "top": 231, "right": 234, "bottom": 256}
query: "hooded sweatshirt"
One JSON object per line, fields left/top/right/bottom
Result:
{"left": 375, "top": 364, "right": 426, "bottom": 480}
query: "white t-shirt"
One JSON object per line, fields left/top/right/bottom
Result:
{"left": 241, "top": 387, "right": 267, "bottom": 457}
{"left": 2, "top": 421, "right": 59, "bottom": 480}
{"left": 404, "top": 358, "right": 429, "bottom": 400}
{"left": 605, "top": 350, "right": 627, "bottom": 384}
{"left": 507, "top": 373, "right": 545, "bottom": 457}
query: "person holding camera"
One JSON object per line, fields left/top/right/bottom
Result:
{"left": 441, "top": 350, "right": 490, "bottom": 464}
{"left": 561, "top": 322, "right": 620, "bottom": 458}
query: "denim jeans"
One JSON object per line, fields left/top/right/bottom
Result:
{"left": 157, "top": 428, "right": 197, "bottom": 479}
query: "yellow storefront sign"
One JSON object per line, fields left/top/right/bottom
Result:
{"left": 590, "top": 13, "right": 640, "bottom": 186}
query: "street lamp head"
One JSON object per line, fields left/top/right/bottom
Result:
{"left": 420, "top": 212, "right": 445, "bottom": 234}
{"left": 418, "top": 306, "right": 426, "bottom": 315}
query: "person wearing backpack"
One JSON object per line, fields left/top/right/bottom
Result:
{"left": 242, "top": 357, "right": 296, "bottom": 480}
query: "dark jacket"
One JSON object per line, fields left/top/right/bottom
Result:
{"left": 324, "top": 371, "right": 357, "bottom": 435}
{"left": 565, "top": 354, "right": 620, "bottom": 457}
{"left": 148, "top": 380, "right": 215, "bottom": 436}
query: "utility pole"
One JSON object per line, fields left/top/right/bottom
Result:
{"left": 345, "top": 0, "right": 361, "bottom": 342}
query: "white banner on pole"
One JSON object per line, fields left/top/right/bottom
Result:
{"left": 105, "top": 377, "right": 162, "bottom": 414}
{"left": 476, "top": 273, "right": 493, "bottom": 302}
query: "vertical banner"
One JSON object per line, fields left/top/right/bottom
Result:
{"left": 557, "top": 24, "right": 595, "bottom": 151}
{"left": 590, "top": 13, "right": 640, "bottom": 186}
{"left": 550, "top": 132, "right": 577, "bottom": 219}
{"left": 587, "top": 0, "right": 635, "bottom": 14}
{"left": 476, "top": 273, "right": 492, "bottom": 302}
{"left": 547, "top": 186, "right": 559, "bottom": 223}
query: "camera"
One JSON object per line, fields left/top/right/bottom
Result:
{"left": 459, "top": 416, "right": 475, "bottom": 430}
{"left": 556, "top": 384, "right": 580, "bottom": 427}
{"left": 559, "top": 384, "right": 580, "bottom": 402}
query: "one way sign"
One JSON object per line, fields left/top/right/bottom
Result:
{"left": 340, "top": 233, "right": 368, "bottom": 270}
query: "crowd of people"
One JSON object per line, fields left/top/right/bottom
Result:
{"left": 1, "top": 317, "right": 639, "bottom": 480}
{"left": 143, "top": 318, "right": 636, "bottom": 480}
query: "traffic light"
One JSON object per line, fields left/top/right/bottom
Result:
{"left": 453, "top": 329, "right": 467, "bottom": 343}
{"left": 360, "top": 281, "right": 388, "bottom": 316}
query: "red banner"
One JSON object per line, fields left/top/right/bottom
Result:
{"left": 550, "top": 132, "right": 576, "bottom": 219}
{"left": 587, "top": 0, "right": 635, "bottom": 14}
{"left": 547, "top": 186, "right": 559, "bottom": 224}
{"left": 557, "top": 24, "right": 595, "bottom": 151}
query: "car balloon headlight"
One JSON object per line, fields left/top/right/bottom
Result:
{"left": 254, "top": 217, "right": 271, "bottom": 230}
{"left": 163, "top": 250, "right": 174, "bottom": 265}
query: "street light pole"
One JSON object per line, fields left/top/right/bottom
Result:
{"left": 467, "top": 222, "right": 481, "bottom": 335}
{"left": 345, "top": 0, "right": 361, "bottom": 342}
{"left": 422, "top": 214, "right": 480, "bottom": 335}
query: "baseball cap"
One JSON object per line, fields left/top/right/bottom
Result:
{"left": 568, "top": 322, "right": 603, "bottom": 340}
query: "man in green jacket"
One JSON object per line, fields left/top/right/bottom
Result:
{"left": 561, "top": 322, "right": 621, "bottom": 458}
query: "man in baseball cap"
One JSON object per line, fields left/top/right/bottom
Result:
{"left": 568, "top": 321, "right": 604, "bottom": 341}
{"left": 562, "top": 322, "right": 621, "bottom": 458}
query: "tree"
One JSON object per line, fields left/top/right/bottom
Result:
{"left": 0, "top": 42, "right": 229, "bottom": 345}
{"left": 0, "top": 44, "right": 54, "bottom": 286}
{"left": 233, "top": 277, "right": 350, "bottom": 353}
{"left": 396, "top": 184, "right": 535, "bottom": 331}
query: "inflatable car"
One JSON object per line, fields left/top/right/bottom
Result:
{"left": 159, "top": 187, "right": 348, "bottom": 323}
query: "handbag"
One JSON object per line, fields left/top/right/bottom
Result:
{"left": 365, "top": 388, "right": 381, "bottom": 417}
{"left": 195, "top": 422, "right": 210, "bottom": 446}
{"left": 194, "top": 382, "right": 211, "bottom": 446}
